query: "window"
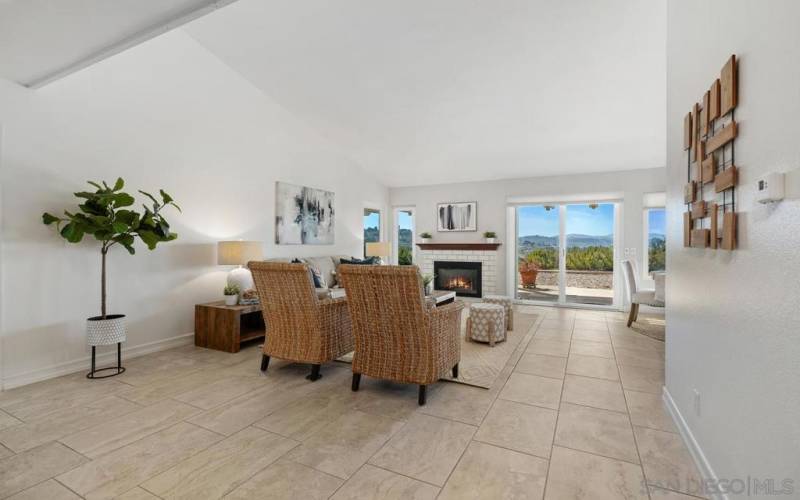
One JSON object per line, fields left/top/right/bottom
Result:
{"left": 645, "top": 208, "right": 666, "bottom": 274}
{"left": 363, "top": 208, "right": 381, "bottom": 257}
{"left": 395, "top": 208, "right": 415, "bottom": 265}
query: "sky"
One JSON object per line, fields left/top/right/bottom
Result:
{"left": 648, "top": 208, "right": 666, "bottom": 235}
{"left": 363, "top": 212, "right": 380, "bottom": 230}
{"left": 398, "top": 210, "right": 413, "bottom": 231}
{"left": 518, "top": 204, "right": 615, "bottom": 236}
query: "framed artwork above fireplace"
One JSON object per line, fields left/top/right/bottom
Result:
{"left": 437, "top": 201, "right": 477, "bottom": 232}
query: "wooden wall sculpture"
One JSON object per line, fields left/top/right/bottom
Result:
{"left": 683, "top": 54, "right": 739, "bottom": 250}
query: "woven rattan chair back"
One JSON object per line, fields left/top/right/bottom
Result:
{"left": 338, "top": 264, "right": 436, "bottom": 383}
{"left": 249, "top": 261, "right": 322, "bottom": 362}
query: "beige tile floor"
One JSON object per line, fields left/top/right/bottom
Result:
{"left": 0, "top": 307, "right": 707, "bottom": 500}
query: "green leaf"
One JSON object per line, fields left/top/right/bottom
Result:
{"left": 139, "top": 190, "right": 159, "bottom": 207}
{"left": 112, "top": 193, "right": 135, "bottom": 208}
{"left": 115, "top": 209, "right": 138, "bottom": 225}
{"left": 42, "top": 213, "right": 60, "bottom": 225}
{"left": 92, "top": 229, "right": 114, "bottom": 241}
{"left": 113, "top": 234, "right": 135, "bottom": 247}
{"left": 123, "top": 244, "right": 136, "bottom": 255}
{"left": 78, "top": 200, "right": 108, "bottom": 216}
{"left": 169, "top": 202, "right": 182, "bottom": 213}
{"left": 111, "top": 222, "right": 128, "bottom": 233}
{"left": 87, "top": 181, "right": 102, "bottom": 190}
{"left": 60, "top": 222, "right": 85, "bottom": 243}
{"left": 159, "top": 189, "right": 173, "bottom": 204}
{"left": 113, "top": 178, "right": 124, "bottom": 191}
{"left": 157, "top": 220, "right": 170, "bottom": 238}
{"left": 137, "top": 229, "right": 159, "bottom": 250}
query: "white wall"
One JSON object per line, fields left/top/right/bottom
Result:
{"left": 666, "top": 0, "right": 800, "bottom": 494}
{"left": 0, "top": 29, "right": 388, "bottom": 388}
{"left": 389, "top": 167, "right": 665, "bottom": 298}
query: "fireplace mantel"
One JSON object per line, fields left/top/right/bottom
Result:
{"left": 416, "top": 243, "right": 502, "bottom": 251}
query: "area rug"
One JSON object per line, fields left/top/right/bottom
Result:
{"left": 441, "top": 309, "right": 538, "bottom": 389}
{"left": 337, "top": 308, "right": 539, "bottom": 390}
{"left": 629, "top": 314, "right": 666, "bottom": 342}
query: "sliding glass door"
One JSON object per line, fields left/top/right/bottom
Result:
{"left": 516, "top": 202, "right": 617, "bottom": 307}
{"left": 516, "top": 205, "right": 561, "bottom": 303}
{"left": 564, "top": 204, "right": 615, "bottom": 306}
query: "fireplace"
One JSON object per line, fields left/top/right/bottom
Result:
{"left": 434, "top": 261, "right": 482, "bottom": 298}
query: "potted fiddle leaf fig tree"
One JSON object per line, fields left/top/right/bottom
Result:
{"left": 43, "top": 178, "right": 180, "bottom": 376}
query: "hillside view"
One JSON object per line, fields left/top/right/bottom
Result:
{"left": 518, "top": 232, "right": 665, "bottom": 272}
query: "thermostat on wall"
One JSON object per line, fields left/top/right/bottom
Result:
{"left": 755, "top": 172, "right": 785, "bottom": 204}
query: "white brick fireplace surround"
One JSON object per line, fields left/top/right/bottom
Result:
{"left": 418, "top": 248, "right": 498, "bottom": 296}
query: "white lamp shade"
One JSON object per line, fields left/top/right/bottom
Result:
{"left": 218, "top": 241, "right": 263, "bottom": 266}
{"left": 365, "top": 241, "right": 391, "bottom": 257}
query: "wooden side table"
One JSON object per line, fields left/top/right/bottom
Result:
{"left": 194, "top": 301, "right": 265, "bottom": 353}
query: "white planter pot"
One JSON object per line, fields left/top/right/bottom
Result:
{"left": 485, "top": 237, "right": 496, "bottom": 243}
{"left": 86, "top": 314, "right": 127, "bottom": 346}
{"left": 420, "top": 238, "right": 431, "bottom": 244}
{"left": 224, "top": 295, "right": 239, "bottom": 306}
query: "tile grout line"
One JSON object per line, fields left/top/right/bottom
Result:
{"left": 433, "top": 309, "right": 546, "bottom": 498}
{"left": 611, "top": 322, "right": 654, "bottom": 500}
{"left": 53, "top": 475, "right": 90, "bottom": 499}
{"left": 137, "top": 425, "right": 302, "bottom": 500}
{"left": 138, "top": 482, "right": 167, "bottom": 499}
{"left": 540, "top": 316, "right": 575, "bottom": 500}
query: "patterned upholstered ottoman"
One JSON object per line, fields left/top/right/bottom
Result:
{"left": 467, "top": 303, "right": 506, "bottom": 347}
{"left": 483, "top": 294, "right": 514, "bottom": 331}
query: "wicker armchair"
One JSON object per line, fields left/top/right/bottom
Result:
{"left": 249, "top": 261, "right": 354, "bottom": 381}
{"left": 338, "top": 264, "right": 464, "bottom": 405}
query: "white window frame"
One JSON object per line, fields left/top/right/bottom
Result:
{"left": 642, "top": 206, "right": 666, "bottom": 280}
{"left": 363, "top": 206, "right": 383, "bottom": 258}
{"left": 392, "top": 206, "right": 416, "bottom": 265}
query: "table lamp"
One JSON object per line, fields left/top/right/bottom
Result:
{"left": 365, "top": 241, "right": 391, "bottom": 265}
{"left": 218, "top": 240, "right": 264, "bottom": 292}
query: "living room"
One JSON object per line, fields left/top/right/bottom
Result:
{"left": 0, "top": 1, "right": 798, "bottom": 499}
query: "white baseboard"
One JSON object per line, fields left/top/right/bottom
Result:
{"left": 1, "top": 332, "right": 194, "bottom": 390}
{"left": 662, "top": 386, "right": 729, "bottom": 500}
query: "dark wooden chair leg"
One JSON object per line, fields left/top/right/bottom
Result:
{"left": 351, "top": 373, "right": 361, "bottom": 391}
{"left": 627, "top": 304, "right": 637, "bottom": 327}
{"left": 306, "top": 364, "right": 322, "bottom": 381}
{"left": 452, "top": 363, "right": 459, "bottom": 378}
{"left": 632, "top": 303, "right": 640, "bottom": 322}
{"left": 418, "top": 385, "right": 427, "bottom": 406}
{"left": 260, "top": 354, "right": 270, "bottom": 372}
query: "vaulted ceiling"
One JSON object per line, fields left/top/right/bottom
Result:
{"left": 0, "top": 0, "right": 666, "bottom": 187}
{"left": 0, "top": 0, "right": 231, "bottom": 86}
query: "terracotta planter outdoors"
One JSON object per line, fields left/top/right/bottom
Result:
{"left": 520, "top": 270, "right": 539, "bottom": 287}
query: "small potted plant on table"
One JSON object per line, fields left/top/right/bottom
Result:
{"left": 422, "top": 273, "right": 435, "bottom": 295}
{"left": 42, "top": 178, "right": 180, "bottom": 379}
{"left": 224, "top": 284, "right": 241, "bottom": 306}
{"left": 483, "top": 231, "right": 497, "bottom": 243}
{"left": 419, "top": 232, "right": 432, "bottom": 244}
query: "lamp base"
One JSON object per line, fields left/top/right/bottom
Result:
{"left": 227, "top": 266, "right": 254, "bottom": 292}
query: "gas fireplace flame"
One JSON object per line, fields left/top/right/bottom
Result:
{"left": 445, "top": 276, "right": 473, "bottom": 290}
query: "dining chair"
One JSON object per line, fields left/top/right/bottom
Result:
{"left": 621, "top": 260, "right": 664, "bottom": 327}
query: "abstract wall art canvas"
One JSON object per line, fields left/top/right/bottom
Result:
{"left": 437, "top": 201, "right": 477, "bottom": 232}
{"left": 275, "top": 182, "right": 335, "bottom": 245}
